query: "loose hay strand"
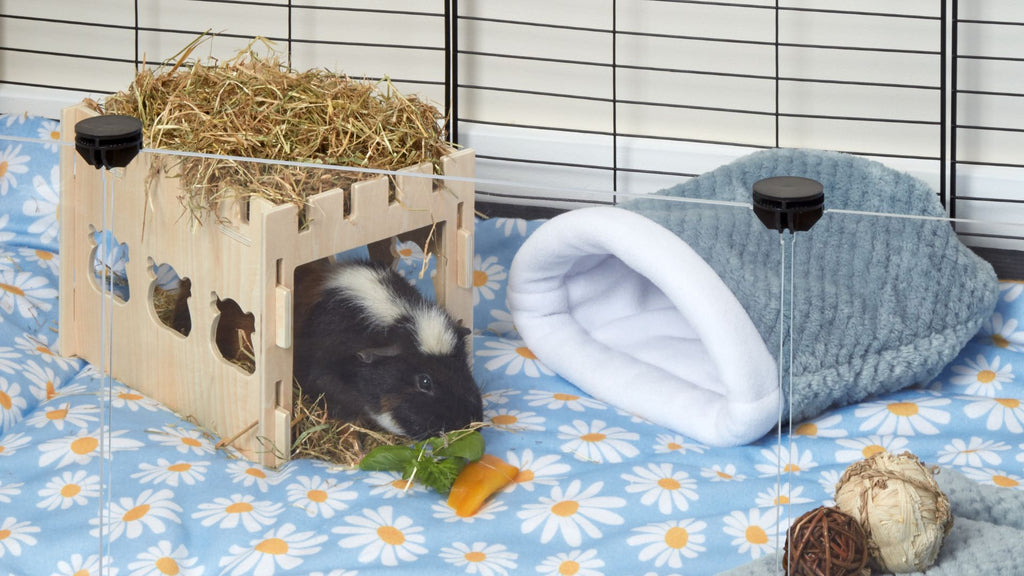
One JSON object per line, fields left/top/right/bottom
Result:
{"left": 290, "top": 381, "right": 405, "bottom": 467}
{"left": 103, "top": 35, "right": 452, "bottom": 226}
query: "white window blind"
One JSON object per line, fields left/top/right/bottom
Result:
{"left": 1, "top": 0, "right": 1021, "bottom": 249}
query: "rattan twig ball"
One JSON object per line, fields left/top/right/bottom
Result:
{"left": 783, "top": 506, "right": 870, "bottom": 576}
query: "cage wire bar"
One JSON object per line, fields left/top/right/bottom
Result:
{"left": 2, "top": 0, "right": 1024, "bottom": 249}
{"left": 951, "top": 0, "right": 1024, "bottom": 245}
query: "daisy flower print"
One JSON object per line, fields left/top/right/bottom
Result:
{"left": 984, "top": 313, "right": 1024, "bottom": 352}
{"left": 285, "top": 475, "right": 357, "bottom": 518}
{"left": 128, "top": 540, "right": 204, "bottom": 576}
{"left": 472, "top": 254, "right": 506, "bottom": 305}
{"left": 502, "top": 449, "right": 571, "bottom": 492}
{"left": 949, "top": 354, "right": 1014, "bottom": 396}
{"left": 722, "top": 508, "right": 784, "bottom": 560}
{"left": 621, "top": 462, "right": 699, "bottom": 514}
{"left": 627, "top": 519, "right": 707, "bottom": 568}
{"left": 192, "top": 494, "right": 283, "bottom": 532}
{"left": 833, "top": 435, "right": 909, "bottom": 463}
{"left": 535, "top": 548, "right": 605, "bottom": 576}
{"left": 854, "top": 396, "right": 951, "bottom": 435}
{"left": 24, "top": 166, "right": 59, "bottom": 245}
{"left": 36, "top": 470, "right": 100, "bottom": 511}
{"left": 478, "top": 338, "right": 554, "bottom": 378}
{"left": 517, "top": 479, "right": 625, "bottom": 547}
{"left": 0, "top": 144, "right": 30, "bottom": 196}
{"left": 334, "top": 505, "right": 427, "bottom": 566}
{"left": 558, "top": 419, "right": 639, "bottom": 464}
{"left": 936, "top": 437, "right": 1008, "bottom": 468}
{"left": 963, "top": 397, "right": 1024, "bottom": 433}
{"left": 89, "top": 488, "right": 182, "bottom": 542}
{"left": 219, "top": 523, "right": 328, "bottom": 576}
{"left": 131, "top": 459, "right": 209, "bottom": 487}
{"left": 0, "top": 517, "right": 39, "bottom": 558}
{"left": 754, "top": 444, "right": 817, "bottom": 477}
{"left": 439, "top": 541, "right": 518, "bottom": 576}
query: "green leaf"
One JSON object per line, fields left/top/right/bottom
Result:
{"left": 436, "top": 430, "right": 485, "bottom": 461}
{"left": 406, "top": 456, "right": 467, "bottom": 494}
{"left": 358, "top": 445, "right": 415, "bottom": 472}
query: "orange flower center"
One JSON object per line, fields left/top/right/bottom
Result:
{"left": 0, "top": 283, "right": 24, "bottom": 297}
{"left": 491, "top": 414, "right": 518, "bottom": 426}
{"left": 580, "top": 433, "right": 606, "bottom": 443}
{"left": 551, "top": 500, "right": 579, "bottom": 517}
{"left": 377, "top": 525, "right": 405, "bottom": 546}
{"left": 887, "top": 402, "right": 919, "bottom": 417}
{"left": 255, "top": 537, "right": 289, "bottom": 555}
{"left": 246, "top": 467, "right": 266, "bottom": 479}
{"left": 553, "top": 393, "right": 579, "bottom": 402}
{"left": 473, "top": 270, "right": 489, "bottom": 287}
{"left": 307, "top": 489, "right": 328, "bottom": 503}
{"left": 46, "top": 408, "right": 68, "bottom": 420}
{"left": 155, "top": 557, "right": 180, "bottom": 575}
{"left": 793, "top": 423, "right": 817, "bottom": 436}
{"left": 0, "top": 390, "right": 10, "bottom": 410}
{"left": 996, "top": 398, "right": 1020, "bottom": 409}
{"left": 657, "top": 478, "right": 682, "bottom": 491}
{"left": 181, "top": 437, "right": 202, "bottom": 447}
{"left": 515, "top": 347, "right": 537, "bottom": 360}
{"left": 559, "top": 560, "right": 581, "bottom": 575}
{"left": 515, "top": 469, "right": 535, "bottom": 483}
{"left": 226, "top": 502, "right": 254, "bottom": 514}
{"left": 746, "top": 525, "right": 769, "bottom": 545}
{"left": 464, "top": 551, "right": 487, "bottom": 563}
{"left": 61, "top": 484, "right": 82, "bottom": 498}
{"left": 862, "top": 445, "right": 886, "bottom": 459}
{"left": 71, "top": 436, "right": 98, "bottom": 455}
{"left": 168, "top": 463, "right": 192, "bottom": 473}
{"left": 664, "top": 526, "right": 689, "bottom": 549}
{"left": 993, "top": 475, "right": 1019, "bottom": 488}
{"left": 977, "top": 369, "right": 997, "bottom": 383}
{"left": 123, "top": 504, "right": 150, "bottom": 522}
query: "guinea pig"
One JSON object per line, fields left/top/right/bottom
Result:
{"left": 292, "top": 258, "right": 482, "bottom": 439}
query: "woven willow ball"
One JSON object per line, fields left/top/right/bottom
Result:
{"left": 783, "top": 506, "right": 870, "bottom": 576}
{"left": 834, "top": 451, "right": 952, "bottom": 573}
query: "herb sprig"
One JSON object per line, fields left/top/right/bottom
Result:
{"left": 358, "top": 429, "right": 485, "bottom": 494}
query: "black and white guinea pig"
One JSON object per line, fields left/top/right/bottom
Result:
{"left": 292, "top": 258, "right": 483, "bottom": 439}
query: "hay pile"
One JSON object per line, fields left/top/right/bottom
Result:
{"left": 290, "top": 383, "right": 406, "bottom": 467}
{"left": 102, "top": 35, "right": 451, "bottom": 225}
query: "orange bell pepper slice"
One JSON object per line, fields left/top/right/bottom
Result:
{"left": 447, "top": 453, "right": 520, "bottom": 517}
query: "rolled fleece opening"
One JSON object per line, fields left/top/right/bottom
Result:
{"left": 507, "top": 206, "right": 780, "bottom": 447}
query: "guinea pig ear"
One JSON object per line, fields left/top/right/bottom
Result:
{"left": 455, "top": 321, "right": 472, "bottom": 340}
{"left": 355, "top": 343, "right": 402, "bottom": 363}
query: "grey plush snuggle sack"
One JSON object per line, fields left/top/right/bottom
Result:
{"left": 624, "top": 148, "right": 1000, "bottom": 425}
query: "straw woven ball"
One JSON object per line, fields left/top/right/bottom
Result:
{"left": 834, "top": 451, "right": 952, "bottom": 573}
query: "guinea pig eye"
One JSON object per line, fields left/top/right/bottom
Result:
{"left": 414, "top": 373, "right": 434, "bottom": 394}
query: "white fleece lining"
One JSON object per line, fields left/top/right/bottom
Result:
{"left": 508, "top": 206, "right": 780, "bottom": 447}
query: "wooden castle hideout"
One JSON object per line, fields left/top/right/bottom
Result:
{"left": 58, "top": 104, "right": 475, "bottom": 467}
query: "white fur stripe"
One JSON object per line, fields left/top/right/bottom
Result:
{"left": 325, "top": 266, "right": 407, "bottom": 326}
{"left": 412, "top": 306, "right": 458, "bottom": 356}
{"left": 370, "top": 411, "right": 406, "bottom": 436}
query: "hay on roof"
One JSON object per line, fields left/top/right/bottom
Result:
{"left": 102, "top": 36, "right": 451, "bottom": 226}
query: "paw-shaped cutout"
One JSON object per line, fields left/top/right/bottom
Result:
{"left": 150, "top": 261, "right": 191, "bottom": 336}
{"left": 89, "top": 229, "right": 130, "bottom": 302}
{"left": 213, "top": 295, "right": 256, "bottom": 374}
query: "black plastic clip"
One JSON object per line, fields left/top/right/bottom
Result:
{"left": 75, "top": 115, "right": 143, "bottom": 170}
{"left": 752, "top": 176, "right": 824, "bottom": 233}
